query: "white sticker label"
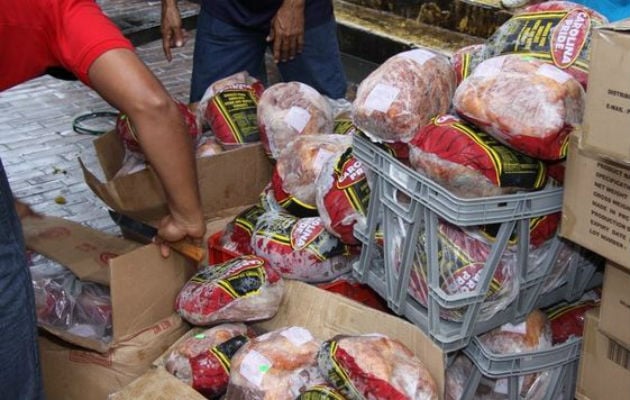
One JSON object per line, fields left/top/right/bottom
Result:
{"left": 500, "top": 321, "right": 528, "bottom": 335}
{"left": 240, "top": 350, "right": 272, "bottom": 388}
{"left": 285, "top": 106, "right": 311, "bottom": 133}
{"left": 280, "top": 327, "right": 314, "bottom": 347}
{"left": 474, "top": 56, "right": 507, "bottom": 77}
{"left": 313, "top": 149, "right": 336, "bottom": 172}
{"left": 536, "top": 64, "right": 571, "bottom": 84}
{"left": 364, "top": 84, "right": 400, "bottom": 113}
{"left": 400, "top": 49, "right": 436, "bottom": 66}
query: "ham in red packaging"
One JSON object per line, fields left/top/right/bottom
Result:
{"left": 219, "top": 204, "right": 267, "bottom": 256}
{"left": 482, "top": 1, "right": 608, "bottom": 89}
{"left": 116, "top": 99, "right": 200, "bottom": 154}
{"left": 545, "top": 291, "right": 601, "bottom": 344}
{"left": 315, "top": 147, "right": 370, "bottom": 245}
{"left": 453, "top": 55, "right": 585, "bottom": 160}
{"left": 257, "top": 82, "right": 334, "bottom": 159}
{"left": 175, "top": 255, "right": 284, "bottom": 326}
{"left": 225, "top": 326, "right": 324, "bottom": 400}
{"left": 352, "top": 48, "right": 456, "bottom": 143}
{"left": 451, "top": 43, "right": 487, "bottom": 85}
{"left": 198, "top": 71, "right": 265, "bottom": 147}
{"left": 251, "top": 212, "right": 357, "bottom": 283}
{"left": 272, "top": 134, "right": 353, "bottom": 217}
{"left": 317, "top": 334, "right": 438, "bottom": 400}
{"left": 409, "top": 114, "right": 547, "bottom": 198}
{"left": 405, "top": 220, "right": 518, "bottom": 322}
{"left": 474, "top": 212, "right": 561, "bottom": 249}
{"left": 164, "top": 323, "right": 252, "bottom": 398}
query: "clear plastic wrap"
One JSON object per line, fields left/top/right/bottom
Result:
{"left": 225, "top": 326, "right": 324, "bottom": 400}
{"left": 198, "top": 71, "right": 265, "bottom": 147}
{"left": 175, "top": 255, "right": 284, "bottom": 326}
{"left": 195, "top": 136, "right": 224, "bottom": 158}
{"left": 451, "top": 43, "right": 487, "bottom": 86}
{"left": 352, "top": 48, "right": 456, "bottom": 143}
{"left": 408, "top": 114, "right": 547, "bottom": 198}
{"left": 272, "top": 134, "right": 353, "bottom": 217}
{"left": 296, "top": 384, "right": 346, "bottom": 399}
{"left": 315, "top": 147, "right": 370, "bottom": 245}
{"left": 250, "top": 211, "right": 357, "bottom": 283}
{"left": 317, "top": 334, "right": 438, "bottom": 400}
{"left": 540, "top": 239, "right": 603, "bottom": 294}
{"left": 453, "top": 55, "right": 585, "bottom": 160}
{"left": 482, "top": 1, "right": 608, "bottom": 88}
{"left": 406, "top": 220, "right": 519, "bottom": 322}
{"left": 30, "top": 253, "right": 112, "bottom": 342}
{"left": 257, "top": 82, "right": 334, "bottom": 159}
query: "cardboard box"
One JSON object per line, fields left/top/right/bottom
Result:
{"left": 80, "top": 130, "right": 273, "bottom": 222}
{"left": 111, "top": 281, "right": 447, "bottom": 399}
{"left": 577, "top": 309, "right": 630, "bottom": 400}
{"left": 560, "top": 135, "right": 630, "bottom": 271}
{"left": 600, "top": 261, "right": 630, "bottom": 349}
{"left": 581, "top": 19, "right": 630, "bottom": 163}
{"left": 39, "top": 313, "right": 188, "bottom": 400}
{"left": 23, "top": 215, "right": 196, "bottom": 353}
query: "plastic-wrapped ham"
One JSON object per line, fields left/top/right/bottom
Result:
{"left": 451, "top": 43, "right": 487, "bottom": 85}
{"left": 199, "top": 71, "right": 265, "bottom": 147}
{"left": 352, "top": 48, "right": 456, "bottom": 143}
{"left": 408, "top": 114, "right": 547, "bottom": 198}
{"left": 545, "top": 291, "right": 600, "bottom": 344}
{"left": 257, "top": 82, "right": 334, "bottom": 159}
{"left": 272, "top": 134, "right": 353, "bottom": 217}
{"left": 406, "top": 220, "right": 518, "bottom": 322}
{"left": 453, "top": 55, "right": 585, "bottom": 160}
{"left": 219, "top": 204, "right": 267, "bottom": 256}
{"left": 116, "top": 99, "right": 200, "bottom": 154}
{"left": 175, "top": 255, "right": 284, "bottom": 326}
{"left": 317, "top": 334, "right": 438, "bottom": 400}
{"left": 225, "top": 326, "right": 324, "bottom": 400}
{"left": 483, "top": 1, "right": 608, "bottom": 88}
{"left": 250, "top": 211, "right": 357, "bottom": 283}
{"left": 164, "top": 323, "right": 252, "bottom": 398}
{"left": 315, "top": 147, "right": 370, "bottom": 245}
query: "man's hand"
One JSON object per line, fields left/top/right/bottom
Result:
{"left": 155, "top": 213, "right": 206, "bottom": 259}
{"left": 161, "top": 0, "right": 187, "bottom": 62}
{"left": 267, "top": 0, "right": 305, "bottom": 63}
{"left": 14, "top": 199, "right": 40, "bottom": 220}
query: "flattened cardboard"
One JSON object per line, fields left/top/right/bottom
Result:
{"left": 560, "top": 135, "right": 630, "bottom": 271}
{"left": 39, "top": 313, "right": 187, "bottom": 400}
{"left": 600, "top": 262, "right": 630, "bottom": 348}
{"left": 577, "top": 309, "right": 630, "bottom": 400}
{"left": 23, "top": 216, "right": 196, "bottom": 352}
{"left": 111, "top": 281, "right": 447, "bottom": 399}
{"left": 108, "top": 367, "right": 205, "bottom": 400}
{"left": 80, "top": 130, "right": 273, "bottom": 222}
{"left": 581, "top": 19, "right": 630, "bottom": 163}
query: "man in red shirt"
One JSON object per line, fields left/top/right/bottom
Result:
{"left": 0, "top": 1, "right": 206, "bottom": 398}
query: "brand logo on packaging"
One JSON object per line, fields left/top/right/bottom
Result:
{"left": 551, "top": 9, "right": 590, "bottom": 68}
{"left": 337, "top": 157, "right": 365, "bottom": 189}
{"left": 291, "top": 218, "right": 324, "bottom": 249}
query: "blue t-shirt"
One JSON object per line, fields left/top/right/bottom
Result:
{"left": 204, "top": 0, "right": 333, "bottom": 30}
{"left": 571, "top": 0, "right": 630, "bottom": 22}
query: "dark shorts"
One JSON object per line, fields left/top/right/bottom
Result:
{"left": 190, "top": 8, "right": 347, "bottom": 102}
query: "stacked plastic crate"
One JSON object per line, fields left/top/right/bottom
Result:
{"left": 349, "top": 45, "right": 603, "bottom": 398}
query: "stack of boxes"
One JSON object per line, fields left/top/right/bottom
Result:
{"left": 560, "top": 19, "right": 630, "bottom": 400}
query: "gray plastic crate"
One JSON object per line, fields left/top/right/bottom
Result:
{"left": 352, "top": 135, "right": 602, "bottom": 351}
{"left": 457, "top": 336, "right": 582, "bottom": 400}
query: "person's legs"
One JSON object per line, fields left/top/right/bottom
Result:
{"left": 190, "top": 7, "right": 269, "bottom": 102}
{"left": 277, "top": 18, "right": 347, "bottom": 99}
{"left": 0, "top": 159, "right": 44, "bottom": 400}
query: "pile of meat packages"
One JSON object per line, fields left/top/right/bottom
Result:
{"left": 169, "top": 254, "right": 439, "bottom": 399}
{"left": 349, "top": 0, "right": 605, "bottom": 322}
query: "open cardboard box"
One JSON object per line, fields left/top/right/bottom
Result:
{"left": 110, "top": 280, "right": 447, "bottom": 399}
{"left": 23, "top": 215, "right": 196, "bottom": 353}
{"left": 80, "top": 130, "right": 273, "bottom": 223}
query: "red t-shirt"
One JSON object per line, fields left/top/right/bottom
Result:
{"left": 0, "top": 0, "right": 134, "bottom": 91}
